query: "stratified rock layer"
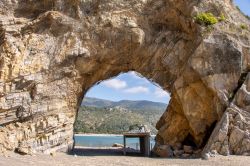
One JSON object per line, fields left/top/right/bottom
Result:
{"left": 0, "top": 0, "right": 249, "bottom": 156}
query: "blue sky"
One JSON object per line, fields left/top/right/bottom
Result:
{"left": 86, "top": 71, "right": 170, "bottom": 103}
{"left": 85, "top": 1, "right": 249, "bottom": 104}
{"left": 235, "top": 0, "right": 250, "bottom": 16}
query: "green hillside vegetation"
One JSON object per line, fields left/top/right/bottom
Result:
{"left": 82, "top": 97, "right": 166, "bottom": 111}
{"left": 74, "top": 98, "right": 167, "bottom": 134}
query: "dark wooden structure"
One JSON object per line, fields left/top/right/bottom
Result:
{"left": 123, "top": 132, "right": 151, "bottom": 157}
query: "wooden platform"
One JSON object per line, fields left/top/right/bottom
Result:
{"left": 123, "top": 132, "right": 151, "bottom": 157}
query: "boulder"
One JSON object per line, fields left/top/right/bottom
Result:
{"left": 173, "top": 143, "right": 182, "bottom": 150}
{"left": 112, "top": 143, "right": 124, "bottom": 148}
{"left": 183, "top": 145, "right": 193, "bottom": 154}
{"left": 173, "top": 150, "right": 184, "bottom": 157}
{"left": 15, "top": 147, "right": 33, "bottom": 155}
{"left": 182, "top": 153, "right": 190, "bottom": 158}
{"left": 154, "top": 145, "right": 173, "bottom": 158}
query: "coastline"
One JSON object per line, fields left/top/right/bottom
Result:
{"left": 74, "top": 133, "right": 156, "bottom": 137}
{"left": 74, "top": 133, "right": 122, "bottom": 137}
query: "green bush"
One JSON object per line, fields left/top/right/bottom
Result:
{"left": 195, "top": 12, "right": 218, "bottom": 26}
{"left": 218, "top": 14, "right": 226, "bottom": 22}
{"left": 236, "top": 6, "right": 241, "bottom": 12}
{"left": 240, "top": 24, "right": 248, "bottom": 30}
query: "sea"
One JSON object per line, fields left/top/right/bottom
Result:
{"left": 74, "top": 135, "right": 156, "bottom": 150}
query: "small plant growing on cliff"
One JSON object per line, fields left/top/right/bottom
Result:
{"left": 236, "top": 6, "right": 241, "bottom": 12}
{"left": 218, "top": 14, "right": 226, "bottom": 22}
{"left": 194, "top": 13, "right": 218, "bottom": 26}
{"left": 240, "top": 24, "right": 248, "bottom": 30}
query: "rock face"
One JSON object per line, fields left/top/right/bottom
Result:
{"left": 203, "top": 73, "right": 250, "bottom": 156}
{"left": 0, "top": 0, "right": 249, "bottom": 156}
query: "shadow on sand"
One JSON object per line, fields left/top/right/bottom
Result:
{"left": 69, "top": 147, "right": 145, "bottom": 157}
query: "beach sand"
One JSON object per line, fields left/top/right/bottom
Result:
{"left": 0, "top": 147, "right": 249, "bottom": 166}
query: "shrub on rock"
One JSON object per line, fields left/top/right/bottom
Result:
{"left": 195, "top": 12, "right": 218, "bottom": 26}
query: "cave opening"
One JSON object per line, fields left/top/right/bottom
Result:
{"left": 72, "top": 71, "right": 170, "bottom": 156}
{"left": 182, "top": 134, "right": 197, "bottom": 148}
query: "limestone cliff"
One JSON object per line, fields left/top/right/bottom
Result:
{"left": 0, "top": 0, "right": 249, "bottom": 157}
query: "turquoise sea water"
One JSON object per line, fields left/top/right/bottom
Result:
{"left": 74, "top": 135, "right": 155, "bottom": 149}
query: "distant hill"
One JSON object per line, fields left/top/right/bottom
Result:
{"left": 75, "top": 97, "right": 168, "bottom": 134}
{"left": 81, "top": 97, "right": 114, "bottom": 108}
{"left": 82, "top": 97, "right": 166, "bottom": 111}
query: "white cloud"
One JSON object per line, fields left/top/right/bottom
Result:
{"left": 128, "top": 71, "right": 151, "bottom": 85}
{"left": 123, "top": 86, "right": 149, "bottom": 94}
{"left": 154, "top": 87, "right": 169, "bottom": 98}
{"left": 128, "top": 71, "right": 141, "bottom": 79}
{"left": 102, "top": 79, "right": 127, "bottom": 90}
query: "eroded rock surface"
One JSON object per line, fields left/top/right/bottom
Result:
{"left": 203, "top": 73, "right": 250, "bottom": 156}
{"left": 0, "top": 0, "right": 249, "bottom": 156}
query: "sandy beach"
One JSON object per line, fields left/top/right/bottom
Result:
{"left": 0, "top": 147, "right": 249, "bottom": 166}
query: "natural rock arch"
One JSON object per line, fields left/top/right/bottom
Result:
{"left": 0, "top": 0, "right": 250, "bottom": 156}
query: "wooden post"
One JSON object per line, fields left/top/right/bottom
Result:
{"left": 139, "top": 137, "right": 145, "bottom": 155}
{"left": 145, "top": 135, "right": 150, "bottom": 157}
{"left": 123, "top": 136, "right": 126, "bottom": 155}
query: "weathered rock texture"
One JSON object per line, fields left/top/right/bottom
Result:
{"left": 0, "top": 0, "right": 249, "bottom": 156}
